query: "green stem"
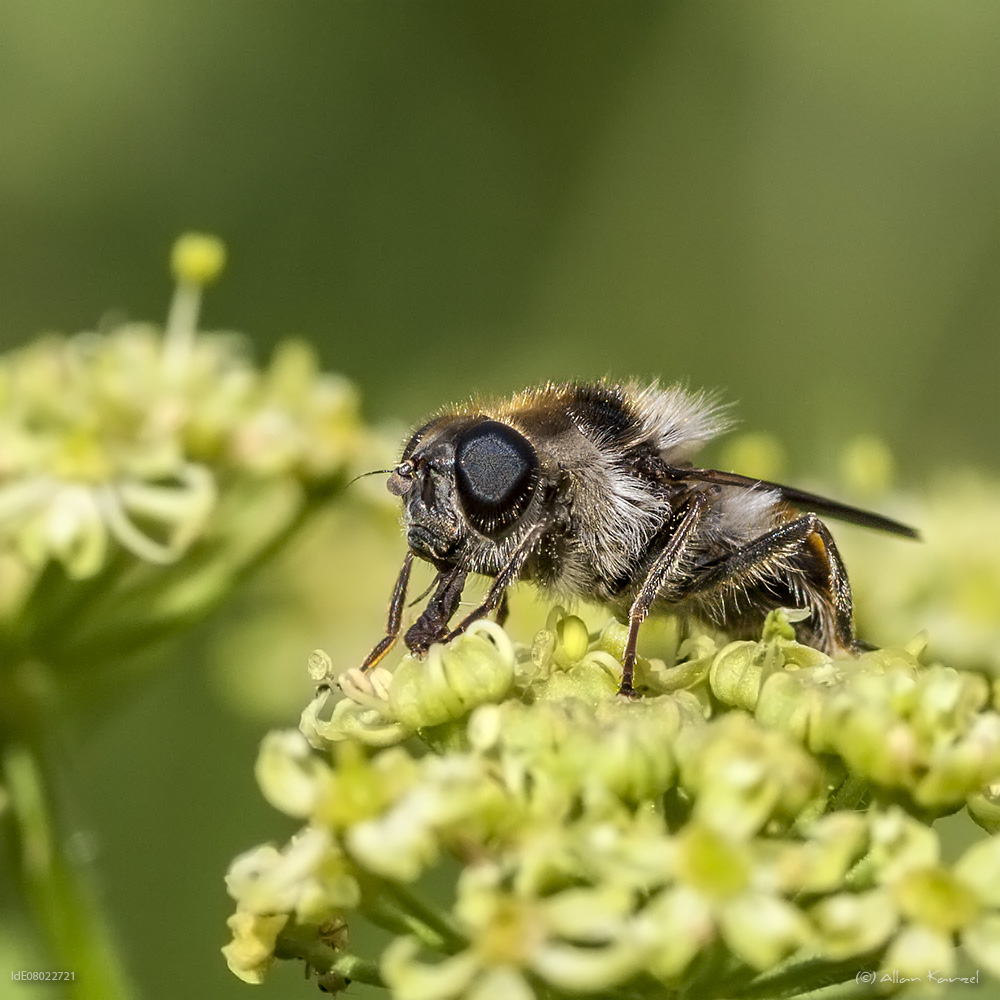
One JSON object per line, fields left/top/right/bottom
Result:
{"left": 678, "top": 940, "right": 730, "bottom": 1000}
{"left": 844, "top": 851, "right": 877, "bottom": 892}
{"left": 380, "top": 880, "right": 466, "bottom": 951}
{"left": 360, "top": 881, "right": 467, "bottom": 955}
{"left": 275, "top": 927, "right": 384, "bottom": 988}
{"left": 828, "top": 773, "right": 870, "bottom": 813}
{"left": 362, "top": 898, "right": 448, "bottom": 952}
{"left": 320, "top": 953, "right": 385, "bottom": 989}
{"left": 3, "top": 733, "right": 137, "bottom": 1000}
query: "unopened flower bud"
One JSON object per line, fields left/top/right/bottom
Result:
{"left": 388, "top": 621, "right": 516, "bottom": 731}
{"left": 171, "top": 232, "right": 227, "bottom": 285}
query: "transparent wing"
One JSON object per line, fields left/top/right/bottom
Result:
{"left": 670, "top": 466, "right": 920, "bottom": 539}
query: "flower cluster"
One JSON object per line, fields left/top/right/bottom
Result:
{"left": 0, "top": 235, "right": 380, "bottom": 1000}
{"left": 224, "top": 609, "right": 1000, "bottom": 997}
{"left": 0, "top": 236, "right": 368, "bottom": 700}
{"left": 0, "top": 234, "right": 360, "bottom": 592}
{"left": 710, "top": 617, "right": 1000, "bottom": 816}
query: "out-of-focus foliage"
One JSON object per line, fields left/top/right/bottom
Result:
{"left": 2, "top": 4, "right": 998, "bottom": 475}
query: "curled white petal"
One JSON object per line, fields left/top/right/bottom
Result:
{"left": 531, "top": 940, "right": 641, "bottom": 992}
{"left": 338, "top": 666, "right": 393, "bottom": 709}
{"left": 99, "top": 463, "right": 217, "bottom": 563}
{"left": 21, "top": 484, "right": 109, "bottom": 578}
{"left": 346, "top": 798, "right": 438, "bottom": 882}
{"left": 0, "top": 478, "right": 54, "bottom": 524}
{"left": 465, "top": 618, "right": 516, "bottom": 666}
{"left": 254, "top": 730, "right": 328, "bottom": 819}
{"left": 116, "top": 463, "right": 216, "bottom": 545}
{"left": 224, "top": 826, "right": 333, "bottom": 916}
{"left": 96, "top": 487, "right": 180, "bottom": 564}
{"left": 381, "top": 936, "right": 479, "bottom": 1000}
{"left": 468, "top": 967, "right": 534, "bottom": 1000}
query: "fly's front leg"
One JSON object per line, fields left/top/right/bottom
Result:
{"left": 495, "top": 590, "right": 510, "bottom": 628}
{"left": 404, "top": 565, "right": 469, "bottom": 655}
{"left": 686, "top": 513, "right": 855, "bottom": 653}
{"left": 440, "top": 524, "right": 545, "bottom": 645}
{"left": 620, "top": 495, "right": 707, "bottom": 697}
{"left": 360, "top": 552, "right": 414, "bottom": 672}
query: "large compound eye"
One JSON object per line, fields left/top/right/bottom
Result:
{"left": 454, "top": 420, "right": 537, "bottom": 535}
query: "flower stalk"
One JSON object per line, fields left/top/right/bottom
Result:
{"left": 2, "top": 663, "right": 136, "bottom": 1000}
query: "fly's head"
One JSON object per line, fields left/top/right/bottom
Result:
{"left": 388, "top": 415, "right": 541, "bottom": 570}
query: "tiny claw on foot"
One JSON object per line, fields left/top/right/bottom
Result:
{"left": 849, "top": 638, "right": 878, "bottom": 654}
{"left": 617, "top": 683, "right": 641, "bottom": 700}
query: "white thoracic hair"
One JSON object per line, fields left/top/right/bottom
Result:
{"left": 547, "top": 382, "right": 730, "bottom": 592}
{"left": 626, "top": 381, "right": 731, "bottom": 462}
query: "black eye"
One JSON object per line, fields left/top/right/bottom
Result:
{"left": 454, "top": 420, "right": 537, "bottom": 535}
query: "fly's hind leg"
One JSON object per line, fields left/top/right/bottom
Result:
{"left": 685, "top": 513, "right": 857, "bottom": 653}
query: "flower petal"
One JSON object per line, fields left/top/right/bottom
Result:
{"left": 467, "top": 967, "right": 534, "bottom": 1000}
{"left": 381, "top": 937, "right": 479, "bottom": 1000}
{"left": 720, "top": 893, "right": 809, "bottom": 970}
{"left": 883, "top": 924, "right": 954, "bottom": 981}
{"left": 961, "top": 914, "right": 1000, "bottom": 979}
{"left": 254, "top": 730, "right": 328, "bottom": 819}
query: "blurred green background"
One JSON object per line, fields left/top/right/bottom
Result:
{"left": 1, "top": 3, "right": 998, "bottom": 999}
